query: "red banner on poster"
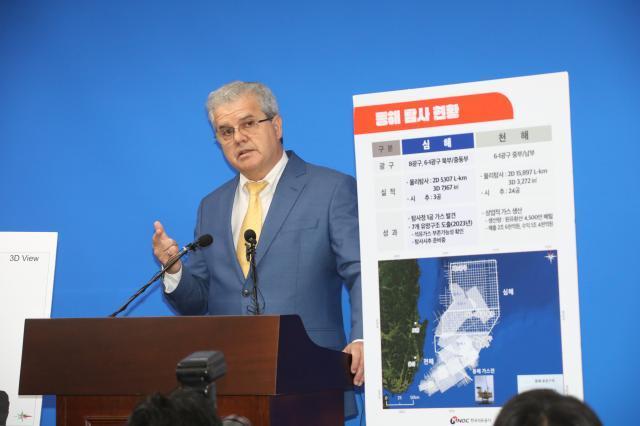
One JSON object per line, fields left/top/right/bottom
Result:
{"left": 353, "top": 92, "right": 513, "bottom": 135}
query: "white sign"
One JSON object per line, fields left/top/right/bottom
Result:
{"left": 353, "top": 73, "right": 582, "bottom": 425}
{"left": 0, "top": 233, "right": 57, "bottom": 426}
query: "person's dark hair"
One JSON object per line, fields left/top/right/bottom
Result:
{"left": 0, "top": 391, "right": 9, "bottom": 426}
{"left": 127, "top": 388, "right": 222, "bottom": 426}
{"left": 494, "top": 389, "right": 602, "bottom": 426}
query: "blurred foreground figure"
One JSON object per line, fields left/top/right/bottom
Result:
{"left": 127, "top": 389, "right": 251, "bottom": 426}
{"left": 494, "top": 389, "right": 602, "bottom": 426}
{"left": 127, "top": 389, "right": 222, "bottom": 426}
{"left": 0, "top": 391, "right": 8, "bottom": 426}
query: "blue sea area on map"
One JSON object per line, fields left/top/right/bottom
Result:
{"left": 383, "top": 250, "right": 563, "bottom": 409}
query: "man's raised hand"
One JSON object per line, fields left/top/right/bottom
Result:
{"left": 152, "top": 221, "right": 182, "bottom": 274}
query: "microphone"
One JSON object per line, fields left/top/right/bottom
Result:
{"left": 244, "top": 229, "right": 256, "bottom": 261}
{"left": 244, "top": 229, "right": 257, "bottom": 245}
{"left": 187, "top": 234, "right": 214, "bottom": 251}
{"left": 160, "top": 234, "right": 213, "bottom": 278}
{"left": 110, "top": 234, "right": 213, "bottom": 317}
{"left": 243, "top": 229, "right": 261, "bottom": 315}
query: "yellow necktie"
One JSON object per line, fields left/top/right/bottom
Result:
{"left": 237, "top": 181, "right": 268, "bottom": 277}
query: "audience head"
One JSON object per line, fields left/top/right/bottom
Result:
{"left": 127, "top": 388, "right": 222, "bottom": 426}
{"left": 494, "top": 389, "right": 602, "bottom": 426}
{"left": 0, "top": 391, "right": 8, "bottom": 426}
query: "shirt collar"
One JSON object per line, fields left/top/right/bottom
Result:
{"left": 238, "top": 150, "right": 289, "bottom": 192}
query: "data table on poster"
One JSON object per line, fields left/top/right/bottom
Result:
{"left": 372, "top": 124, "right": 556, "bottom": 252}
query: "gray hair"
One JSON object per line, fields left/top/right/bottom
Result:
{"left": 205, "top": 81, "right": 279, "bottom": 128}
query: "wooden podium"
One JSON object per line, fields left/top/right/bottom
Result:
{"left": 19, "top": 315, "right": 353, "bottom": 426}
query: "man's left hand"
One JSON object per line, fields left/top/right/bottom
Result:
{"left": 343, "top": 341, "right": 364, "bottom": 386}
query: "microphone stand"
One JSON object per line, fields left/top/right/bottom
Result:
{"left": 110, "top": 250, "right": 185, "bottom": 317}
{"left": 245, "top": 239, "right": 260, "bottom": 315}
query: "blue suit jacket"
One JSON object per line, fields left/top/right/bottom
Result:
{"left": 166, "top": 151, "right": 363, "bottom": 352}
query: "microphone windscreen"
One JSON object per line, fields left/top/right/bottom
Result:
{"left": 196, "top": 234, "right": 214, "bottom": 248}
{"left": 244, "top": 229, "right": 257, "bottom": 243}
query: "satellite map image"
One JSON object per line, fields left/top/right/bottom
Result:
{"left": 380, "top": 250, "right": 563, "bottom": 409}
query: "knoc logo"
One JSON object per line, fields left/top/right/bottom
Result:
{"left": 449, "top": 415, "right": 492, "bottom": 424}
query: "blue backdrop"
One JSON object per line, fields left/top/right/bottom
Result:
{"left": 1, "top": 1, "right": 638, "bottom": 425}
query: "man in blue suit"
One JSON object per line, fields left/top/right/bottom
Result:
{"left": 152, "top": 82, "right": 364, "bottom": 393}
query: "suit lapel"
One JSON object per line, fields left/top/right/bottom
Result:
{"left": 219, "top": 175, "right": 245, "bottom": 282}
{"left": 255, "top": 151, "right": 308, "bottom": 266}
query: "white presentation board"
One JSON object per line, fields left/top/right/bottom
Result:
{"left": 353, "top": 73, "right": 582, "bottom": 425}
{"left": 0, "top": 233, "right": 57, "bottom": 426}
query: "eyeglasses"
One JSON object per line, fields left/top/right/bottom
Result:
{"left": 216, "top": 117, "right": 273, "bottom": 143}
